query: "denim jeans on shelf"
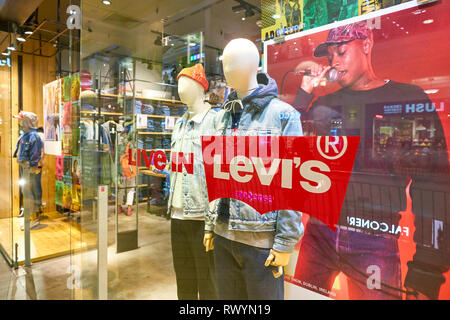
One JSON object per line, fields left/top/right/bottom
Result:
{"left": 147, "top": 119, "right": 155, "bottom": 130}
{"left": 214, "top": 234, "right": 284, "bottom": 300}
{"left": 142, "top": 104, "right": 154, "bottom": 115}
{"left": 154, "top": 105, "right": 171, "bottom": 116}
{"left": 161, "top": 138, "right": 171, "bottom": 149}
{"left": 294, "top": 220, "right": 402, "bottom": 300}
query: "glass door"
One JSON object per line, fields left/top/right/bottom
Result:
{"left": 0, "top": 29, "right": 13, "bottom": 266}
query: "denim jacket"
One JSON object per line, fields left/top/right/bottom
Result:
{"left": 167, "top": 107, "right": 217, "bottom": 218}
{"left": 14, "top": 129, "right": 43, "bottom": 168}
{"left": 205, "top": 73, "right": 304, "bottom": 253}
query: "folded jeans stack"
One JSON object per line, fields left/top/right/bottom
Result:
{"left": 147, "top": 119, "right": 155, "bottom": 130}
{"left": 142, "top": 103, "right": 154, "bottom": 115}
{"left": 154, "top": 105, "right": 171, "bottom": 116}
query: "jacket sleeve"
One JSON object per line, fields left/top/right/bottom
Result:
{"left": 273, "top": 103, "right": 305, "bottom": 252}
{"left": 205, "top": 111, "right": 226, "bottom": 232}
{"left": 403, "top": 90, "right": 450, "bottom": 299}
{"left": 205, "top": 199, "right": 219, "bottom": 232}
{"left": 291, "top": 88, "right": 315, "bottom": 115}
{"left": 29, "top": 134, "right": 43, "bottom": 167}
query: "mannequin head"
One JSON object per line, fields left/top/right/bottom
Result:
{"left": 14, "top": 111, "right": 38, "bottom": 132}
{"left": 178, "top": 76, "right": 205, "bottom": 106}
{"left": 222, "top": 38, "right": 260, "bottom": 97}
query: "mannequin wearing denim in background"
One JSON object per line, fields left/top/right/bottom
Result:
{"left": 168, "top": 64, "right": 218, "bottom": 300}
{"left": 34, "top": 127, "right": 45, "bottom": 217}
{"left": 13, "top": 111, "right": 44, "bottom": 231}
{"left": 203, "top": 39, "right": 304, "bottom": 300}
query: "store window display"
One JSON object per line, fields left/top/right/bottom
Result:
{"left": 168, "top": 63, "right": 218, "bottom": 300}
{"left": 291, "top": 21, "right": 448, "bottom": 300}
{"left": 204, "top": 39, "right": 304, "bottom": 300}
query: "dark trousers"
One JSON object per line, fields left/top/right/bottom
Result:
{"left": 171, "top": 219, "right": 218, "bottom": 300}
{"left": 32, "top": 171, "right": 42, "bottom": 209}
{"left": 294, "top": 221, "right": 402, "bottom": 299}
{"left": 20, "top": 165, "right": 42, "bottom": 212}
{"left": 214, "top": 234, "right": 284, "bottom": 300}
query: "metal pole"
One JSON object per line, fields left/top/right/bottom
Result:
{"left": 97, "top": 185, "right": 108, "bottom": 300}
{"left": 23, "top": 166, "right": 31, "bottom": 267}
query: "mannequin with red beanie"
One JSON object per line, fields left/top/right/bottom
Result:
{"left": 167, "top": 63, "right": 218, "bottom": 300}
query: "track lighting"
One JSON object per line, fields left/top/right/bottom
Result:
{"left": 17, "top": 33, "right": 26, "bottom": 42}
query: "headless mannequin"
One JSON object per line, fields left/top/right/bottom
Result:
{"left": 170, "top": 74, "right": 217, "bottom": 300}
{"left": 178, "top": 76, "right": 210, "bottom": 119}
{"left": 203, "top": 38, "right": 291, "bottom": 278}
{"left": 171, "top": 76, "right": 210, "bottom": 210}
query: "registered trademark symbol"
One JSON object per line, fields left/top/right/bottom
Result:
{"left": 316, "top": 136, "right": 348, "bottom": 160}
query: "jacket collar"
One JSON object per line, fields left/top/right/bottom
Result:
{"left": 224, "top": 73, "right": 278, "bottom": 113}
{"left": 179, "top": 105, "right": 212, "bottom": 125}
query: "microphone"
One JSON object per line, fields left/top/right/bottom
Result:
{"left": 296, "top": 68, "right": 339, "bottom": 82}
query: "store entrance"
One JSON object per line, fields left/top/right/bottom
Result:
{"left": 0, "top": 0, "right": 91, "bottom": 268}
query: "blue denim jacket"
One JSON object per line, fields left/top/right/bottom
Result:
{"left": 205, "top": 73, "right": 304, "bottom": 253}
{"left": 14, "top": 129, "right": 43, "bottom": 167}
{"left": 167, "top": 108, "right": 218, "bottom": 218}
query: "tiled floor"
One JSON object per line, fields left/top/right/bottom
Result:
{"left": 0, "top": 209, "right": 177, "bottom": 300}
{"left": 0, "top": 207, "right": 325, "bottom": 300}
{"left": 0, "top": 211, "right": 98, "bottom": 265}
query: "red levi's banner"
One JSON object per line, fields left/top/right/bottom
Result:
{"left": 201, "top": 135, "right": 360, "bottom": 230}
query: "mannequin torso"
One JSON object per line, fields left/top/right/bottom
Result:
{"left": 204, "top": 39, "right": 303, "bottom": 282}
{"left": 170, "top": 76, "right": 211, "bottom": 218}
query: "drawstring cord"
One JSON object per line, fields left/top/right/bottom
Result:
{"left": 222, "top": 99, "right": 244, "bottom": 113}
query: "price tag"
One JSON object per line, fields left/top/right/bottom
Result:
{"left": 137, "top": 114, "right": 148, "bottom": 129}
{"left": 165, "top": 116, "right": 175, "bottom": 130}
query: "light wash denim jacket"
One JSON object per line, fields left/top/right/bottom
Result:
{"left": 205, "top": 73, "right": 304, "bottom": 253}
{"left": 167, "top": 107, "right": 217, "bottom": 218}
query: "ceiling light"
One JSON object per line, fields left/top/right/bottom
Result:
{"left": 17, "top": 34, "right": 26, "bottom": 42}
{"left": 7, "top": 45, "right": 16, "bottom": 51}
{"left": 425, "top": 89, "right": 439, "bottom": 94}
{"left": 102, "top": 0, "right": 111, "bottom": 5}
{"left": 2, "top": 50, "right": 10, "bottom": 56}
{"left": 232, "top": 4, "right": 246, "bottom": 14}
{"left": 416, "top": 124, "right": 426, "bottom": 131}
{"left": 24, "top": 29, "right": 33, "bottom": 35}
{"left": 423, "top": 19, "right": 434, "bottom": 24}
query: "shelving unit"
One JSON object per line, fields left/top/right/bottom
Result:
{"left": 80, "top": 59, "right": 187, "bottom": 253}
{"left": 117, "top": 70, "right": 186, "bottom": 220}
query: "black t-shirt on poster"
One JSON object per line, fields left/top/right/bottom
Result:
{"left": 293, "top": 80, "right": 449, "bottom": 299}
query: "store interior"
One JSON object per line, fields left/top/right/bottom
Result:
{"left": 0, "top": 0, "right": 264, "bottom": 298}
{"left": 1, "top": 0, "right": 446, "bottom": 301}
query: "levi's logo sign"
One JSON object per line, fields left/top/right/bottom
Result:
{"left": 201, "top": 136, "right": 360, "bottom": 230}
{"left": 171, "top": 152, "right": 194, "bottom": 174}
{"left": 128, "top": 149, "right": 167, "bottom": 170}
